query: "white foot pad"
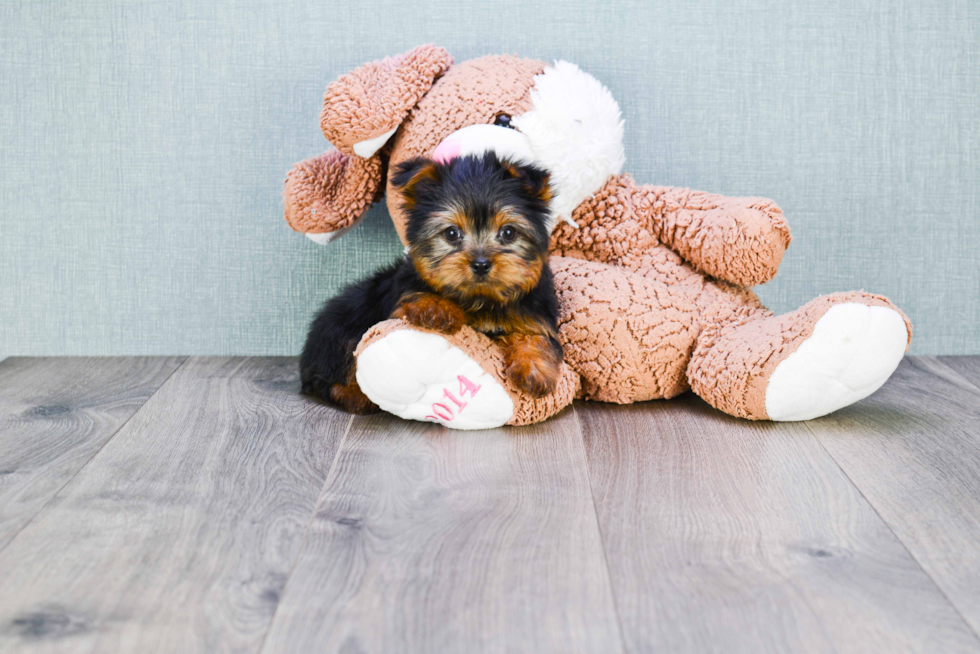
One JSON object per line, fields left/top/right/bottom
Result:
{"left": 356, "top": 329, "right": 514, "bottom": 430}
{"left": 765, "top": 303, "right": 908, "bottom": 421}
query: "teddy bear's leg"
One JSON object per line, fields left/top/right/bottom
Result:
{"left": 687, "top": 288, "right": 912, "bottom": 421}
{"left": 549, "top": 256, "right": 703, "bottom": 403}
{"left": 352, "top": 320, "right": 580, "bottom": 430}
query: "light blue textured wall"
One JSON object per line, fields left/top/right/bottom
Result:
{"left": 1, "top": 0, "right": 978, "bottom": 358}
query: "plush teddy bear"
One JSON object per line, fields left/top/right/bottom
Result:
{"left": 283, "top": 45, "right": 911, "bottom": 430}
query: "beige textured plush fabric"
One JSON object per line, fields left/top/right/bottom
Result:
{"left": 284, "top": 46, "right": 912, "bottom": 423}
{"left": 320, "top": 45, "right": 453, "bottom": 156}
{"left": 283, "top": 150, "right": 382, "bottom": 234}
{"left": 355, "top": 319, "right": 581, "bottom": 426}
{"left": 551, "top": 255, "right": 910, "bottom": 419}
{"left": 384, "top": 55, "right": 545, "bottom": 242}
{"left": 687, "top": 290, "right": 911, "bottom": 419}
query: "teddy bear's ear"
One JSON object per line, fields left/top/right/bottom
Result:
{"left": 320, "top": 45, "right": 453, "bottom": 158}
{"left": 283, "top": 149, "right": 383, "bottom": 243}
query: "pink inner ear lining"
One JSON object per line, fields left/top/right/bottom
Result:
{"left": 432, "top": 138, "right": 462, "bottom": 164}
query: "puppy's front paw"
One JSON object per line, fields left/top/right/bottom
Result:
{"left": 506, "top": 359, "right": 558, "bottom": 397}
{"left": 393, "top": 294, "right": 465, "bottom": 334}
{"left": 503, "top": 335, "right": 561, "bottom": 398}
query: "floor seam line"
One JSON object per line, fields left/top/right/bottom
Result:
{"left": 929, "top": 356, "right": 980, "bottom": 395}
{"left": 573, "top": 402, "right": 630, "bottom": 654}
{"left": 256, "top": 412, "right": 355, "bottom": 654}
{"left": 0, "top": 355, "right": 190, "bottom": 557}
{"left": 802, "top": 418, "right": 980, "bottom": 646}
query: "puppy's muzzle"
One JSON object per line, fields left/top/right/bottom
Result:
{"left": 470, "top": 257, "right": 492, "bottom": 276}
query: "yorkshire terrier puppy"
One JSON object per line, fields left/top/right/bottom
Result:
{"left": 300, "top": 152, "right": 563, "bottom": 415}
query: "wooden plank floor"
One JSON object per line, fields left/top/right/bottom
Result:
{"left": 581, "top": 395, "right": 979, "bottom": 654}
{"left": 0, "top": 357, "right": 185, "bottom": 551}
{"left": 0, "top": 356, "right": 978, "bottom": 653}
{"left": 805, "top": 357, "right": 980, "bottom": 637}
{"left": 261, "top": 410, "right": 622, "bottom": 654}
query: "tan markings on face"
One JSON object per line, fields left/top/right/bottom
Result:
{"left": 385, "top": 55, "right": 548, "bottom": 244}
{"left": 409, "top": 206, "right": 465, "bottom": 256}
{"left": 446, "top": 207, "right": 468, "bottom": 231}
{"left": 489, "top": 209, "right": 544, "bottom": 262}
{"left": 483, "top": 254, "right": 543, "bottom": 301}
{"left": 414, "top": 250, "right": 473, "bottom": 298}
{"left": 410, "top": 206, "right": 471, "bottom": 295}
{"left": 492, "top": 207, "right": 523, "bottom": 231}
{"left": 411, "top": 202, "right": 547, "bottom": 309}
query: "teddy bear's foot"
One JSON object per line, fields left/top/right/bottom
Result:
{"left": 764, "top": 302, "right": 909, "bottom": 421}
{"left": 355, "top": 326, "right": 514, "bottom": 430}
{"left": 688, "top": 291, "right": 911, "bottom": 421}
{"left": 353, "top": 320, "right": 580, "bottom": 429}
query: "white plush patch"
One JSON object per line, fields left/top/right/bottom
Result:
{"left": 352, "top": 126, "right": 397, "bottom": 158}
{"left": 765, "top": 304, "right": 908, "bottom": 421}
{"left": 356, "top": 329, "right": 514, "bottom": 430}
{"left": 432, "top": 124, "right": 536, "bottom": 165}
{"left": 304, "top": 231, "right": 334, "bottom": 245}
{"left": 303, "top": 213, "right": 367, "bottom": 245}
{"left": 512, "top": 60, "right": 625, "bottom": 228}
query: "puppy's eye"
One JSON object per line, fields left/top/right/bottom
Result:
{"left": 443, "top": 226, "right": 462, "bottom": 243}
{"left": 493, "top": 113, "right": 513, "bottom": 129}
{"left": 498, "top": 225, "right": 517, "bottom": 243}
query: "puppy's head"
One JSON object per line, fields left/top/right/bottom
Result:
{"left": 392, "top": 152, "right": 552, "bottom": 307}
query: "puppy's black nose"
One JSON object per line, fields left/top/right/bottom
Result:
{"left": 470, "top": 258, "right": 492, "bottom": 276}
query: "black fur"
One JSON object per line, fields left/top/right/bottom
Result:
{"left": 299, "top": 258, "right": 429, "bottom": 400}
{"left": 393, "top": 153, "right": 553, "bottom": 250}
{"left": 300, "top": 152, "right": 561, "bottom": 406}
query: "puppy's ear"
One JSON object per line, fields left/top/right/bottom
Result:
{"left": 391, "top": 158, "right": 442, "bottom": 208}
{"left": 501, "top": 160, "right": 552, "bottom": 204}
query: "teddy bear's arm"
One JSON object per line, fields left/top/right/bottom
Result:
{"left": 282, "top": 149, "right": 382, "bottom": 242}
{"left": 641, "top": 184, "right": 791, "bottom": 286}
{"left": 283, "top": 45, "right": 453, "bottom": 244}
{"left": 551, "top": 175, "right": 791, "bottom": 287}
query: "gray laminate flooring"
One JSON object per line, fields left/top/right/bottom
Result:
{"left": 0, "top": 356, "right": 978, "bottom": 653}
